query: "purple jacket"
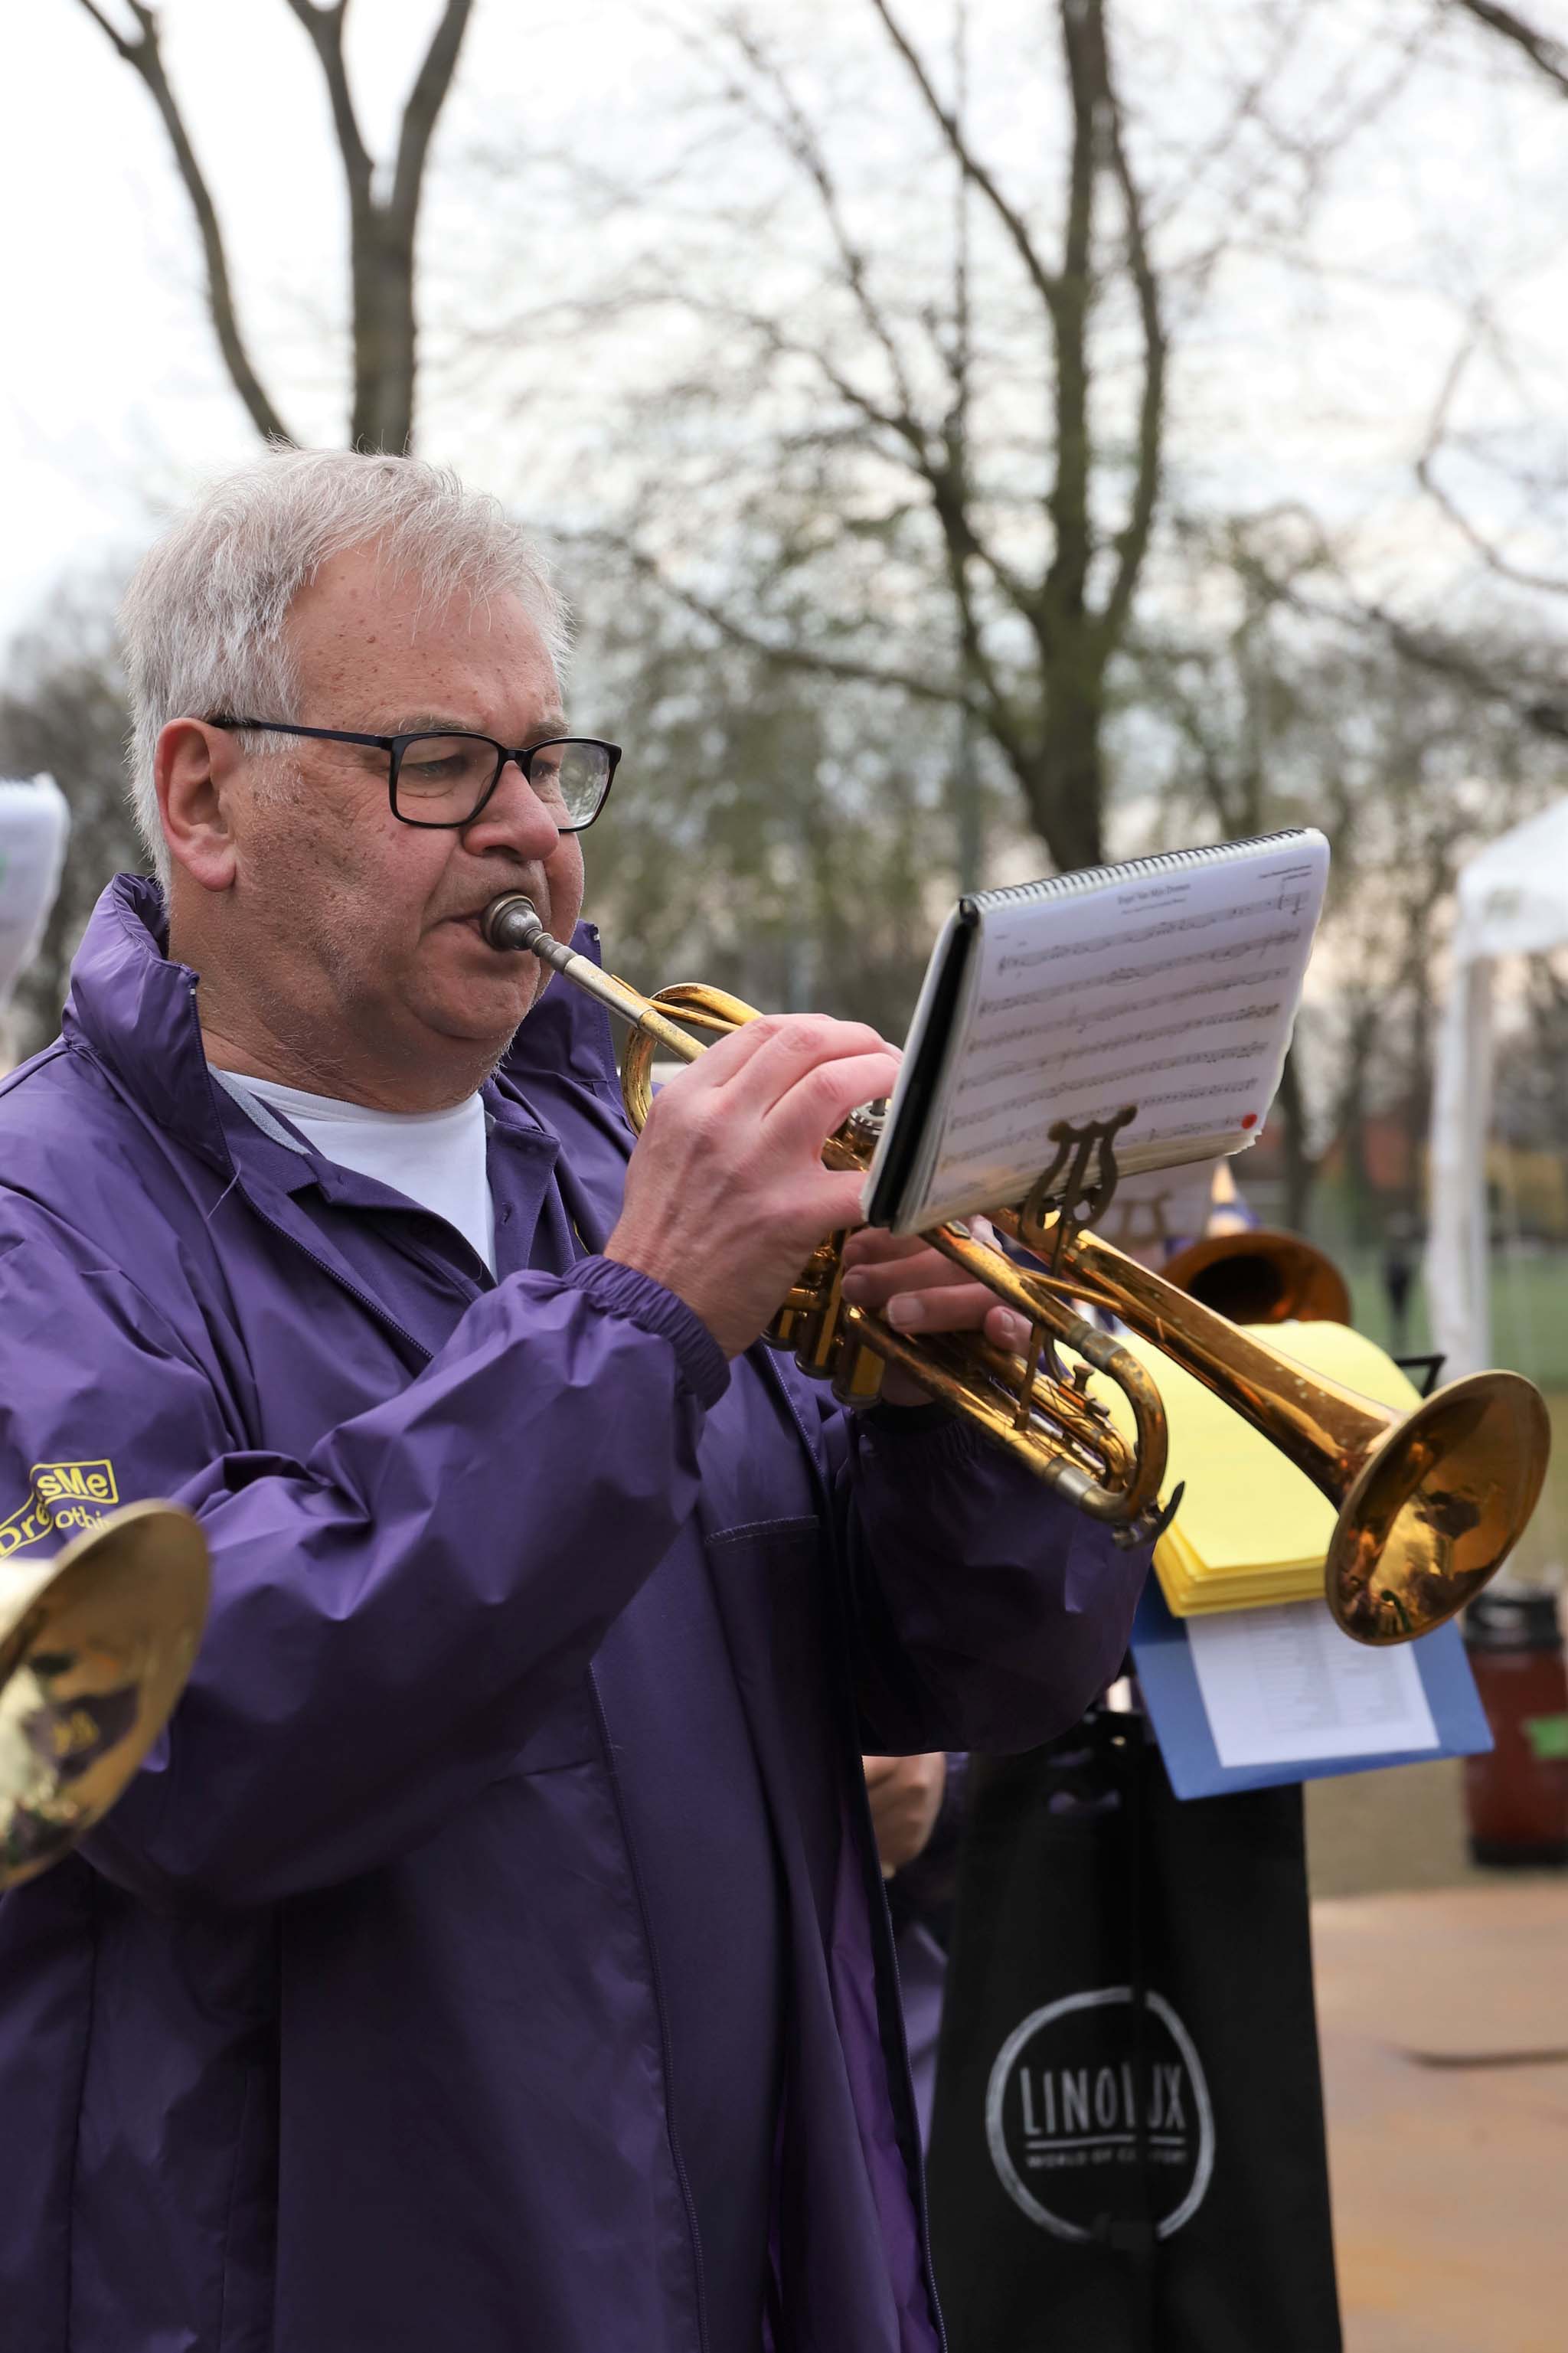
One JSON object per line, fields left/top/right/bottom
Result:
{"left": 0, "top": 877, "right": 1145, "bottom": 2352}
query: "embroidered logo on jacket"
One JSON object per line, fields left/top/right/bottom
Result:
{"left": 0, "top": 1461, "right": 120, "bottom": 1556}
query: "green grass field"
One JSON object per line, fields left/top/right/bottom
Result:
{"left": 1302, "top": 1250, "right": 1568, "bottom": 1893}
{"left": 1341, "top": 1244, "right": 1568, "bottom": 1386}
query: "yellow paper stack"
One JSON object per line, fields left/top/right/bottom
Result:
{"left": 1098, "top": 1322, "right": 1423, "bottom": 1617}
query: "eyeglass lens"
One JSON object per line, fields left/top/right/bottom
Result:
{"left": 394, "top": 736, "right": 609, "bottom": 827}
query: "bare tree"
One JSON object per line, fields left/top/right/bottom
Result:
{"left": 570, "top": 551, "right": 985, "bottom": 1031}
{"left": 1133, "top": 535, "right": 1331, "bottom": 1228}
{"left": 72, "top": 0, "right": 475, "bottom": 450}
{"left": 1135, "top": 518, "right": 1565, "bottom": 1235}
{"left": 600, "top": 0, "right": 1167, "bottom": 877}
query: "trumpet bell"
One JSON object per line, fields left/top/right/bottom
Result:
{"left": 1163, "top": 1229, "right": 1351, "bottom": 1326}
{"left": 1, "top": 1502, "right": 210, "bottom": 1891}
{"left": 1329, "top": 1369, "right": 1552, "bottom": 1645}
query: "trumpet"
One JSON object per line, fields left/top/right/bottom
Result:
{"left": 483, "top": 894, "right": 1550, "bottom": 1648}
{"left": 2, "top": 1502, "right": 210, "bottom": 1891}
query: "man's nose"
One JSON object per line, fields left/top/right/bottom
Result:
{"left": 462, "top": 756, "right": 560, "bottom": 858}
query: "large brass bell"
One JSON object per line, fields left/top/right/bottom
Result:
{"left": 1, "top": 1502, "right": 210, "bottom": 1891}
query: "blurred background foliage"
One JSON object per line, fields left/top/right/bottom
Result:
{"left": 5, "top": 0, "right": 1568, "bottom": 1274}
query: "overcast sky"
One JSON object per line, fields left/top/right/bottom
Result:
{"left": 0, "top": 0, "right": 662, "bottom": 627}
{"left": 4, "top": 0, "right": 1567, "bottom": 646}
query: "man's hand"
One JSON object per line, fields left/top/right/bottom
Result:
{"left": 604, "top": 1014, "right": 900, "bottom": 1357}
{"left": 864, "top": 1751, "right": 947, "bottom": 1877}
{"left": 604, "top": 1015, "right": 1031, "bottom": 1371}
{"left": 840, "top": 1222, "right": 1029, "bottom": 1406}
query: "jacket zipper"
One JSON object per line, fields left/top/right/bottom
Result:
{"left": 754, "top": 1350, "right": 952, "bottom": 2353}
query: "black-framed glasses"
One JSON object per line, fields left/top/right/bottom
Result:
{"left": 209, "top": 718, "right": 621, "bottom": 832}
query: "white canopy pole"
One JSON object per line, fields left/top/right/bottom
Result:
{"left": 1426, "top": 957, "right": 1493, "bottom": 1378}
{"left": 1426, "top": 796, "right": 1568, "bottom": 1379}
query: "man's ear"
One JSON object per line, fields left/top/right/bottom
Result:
{"left": 158, "top": 719, "right": 240, "bottom": 892}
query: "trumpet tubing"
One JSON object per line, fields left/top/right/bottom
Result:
{"left": 482, "top": 894, "right": 1552, "bottom": 1645}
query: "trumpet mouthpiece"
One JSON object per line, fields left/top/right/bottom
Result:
{"left": 481, "top": 894, "right": 544, "bottom": 954}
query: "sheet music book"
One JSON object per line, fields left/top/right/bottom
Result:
{"left": 864, "top": 828, "right": 1330, "bottom": 1233}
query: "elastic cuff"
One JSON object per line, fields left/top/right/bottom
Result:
{"left": 564, "top": 1256, "right": 730, "bottom": 1409}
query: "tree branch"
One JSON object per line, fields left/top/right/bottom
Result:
{"left": 280, "top": 0, "right": 374, "bottom": 199}
{"left": 684, "top": 295, "right": 1037, "bottom": 613}
{"left": 73, "top": 0, "right": 296, "bottom": 444}
{"left": 1040, "top": 0, "right": 1099, "bottom": 632}
{"left": 389, "top": 0, "right": 475, "bottom": 238}
{"left": 594, "top": 534, "right": 980, "bottom": 713}
{"left": 280, "top": 0, "right": 471, "bottom": 448}
{"left": 1098, "top": 7, "right": 1167, "bottom": 648}
{"left": 1414, "top": 329, "right": 1568, "bottom": 593}
{"left": 1279, "top": 575, "right": 1568, "bottom": 743}
{"left": 726, "top": 21, "right": 921, "bottom": 426}
{"left": 933, "top": 511, "right": 1032, "bottom": 773}
{"left": 1446, "top": 0, "right": 1568, "bottom": 97}
{"left": 867, "top": 0, "right": 1063, "bottom": 322}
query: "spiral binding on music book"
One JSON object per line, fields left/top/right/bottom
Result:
{"left": 965, "top": 827, "right": 1317, "bottom": 913}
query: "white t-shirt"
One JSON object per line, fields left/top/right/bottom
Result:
{"left": 211, "top": 1069, "right": 497, "bottom": 1274}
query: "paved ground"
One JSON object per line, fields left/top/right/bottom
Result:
{"left": 1312, "top": 1881, "right": 1568, "bottom": 2353}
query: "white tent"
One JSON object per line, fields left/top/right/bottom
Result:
{"left": 1426, "top": 796, "right": 1568, "bottom": 1378}
{"left": 0, "top": 774, "right": 69, "bottom": 1004}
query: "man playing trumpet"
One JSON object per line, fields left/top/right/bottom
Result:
{"left": 0, "top": 450, "right": 1145, "bottom": 2353}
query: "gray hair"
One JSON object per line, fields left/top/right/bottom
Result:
{"left": 119, "top": 448, "right": 570, "bottom": 885}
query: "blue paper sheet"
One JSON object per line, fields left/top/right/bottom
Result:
{"left": 1131, "top": 1579, "right": 1492, "bottom": 1799}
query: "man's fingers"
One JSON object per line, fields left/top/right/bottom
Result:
{"left": 764, "top": 1049, "right": 900, "bottom": 1162}
{"left": 839, "top": 1228, "right": 924, "bottom": 1273}
{"left": 655, "top": 1010, "right": 780, "bottom": 1093}
{"left": 841, "top": 1242, "right": 962, "bottom": 1303}
{"left": 714, "top": 1015, "right": 896, "bottom": 1121}
{"left": 838, "top": 1222, "right": 1028, "bottom": 1342}
{"left": 864, "top": 1281, "right": 1031, "bottom": 1347}
{"left": 805, "top": 1167, "right": 877, "bottom": 1237}
{"left": 841, "top": 1216, "right": 995, "bottom": 1277}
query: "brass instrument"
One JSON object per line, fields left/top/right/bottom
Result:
{"left": 483, "top": 894, "right": 1550, "bottom": 1648}
{"left": 1162, "top": 1228, "right": 1351, "bottom": 1326}
{"left": 2, "top": 1502, "right": 210, "bottom": 1891}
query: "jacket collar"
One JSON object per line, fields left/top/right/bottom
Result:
{"left": 63, "top": 874, "right": 232, "bottom": 1170}
{"left": 64, "top": 874, "right": 622, "bottom": 1167}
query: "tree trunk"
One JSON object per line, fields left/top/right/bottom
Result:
{"left": 1019, "top": 659, "right": 1106, "bottom": 872}
{"left": 1276, "top": 1042, "right": 1315, "bottom": 1234}
{"left": 1334, "top": 1010, "right": 1379, "bottom": 1249}
{"left": 352, "top": 221, "right": 418, "bottom": 453}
